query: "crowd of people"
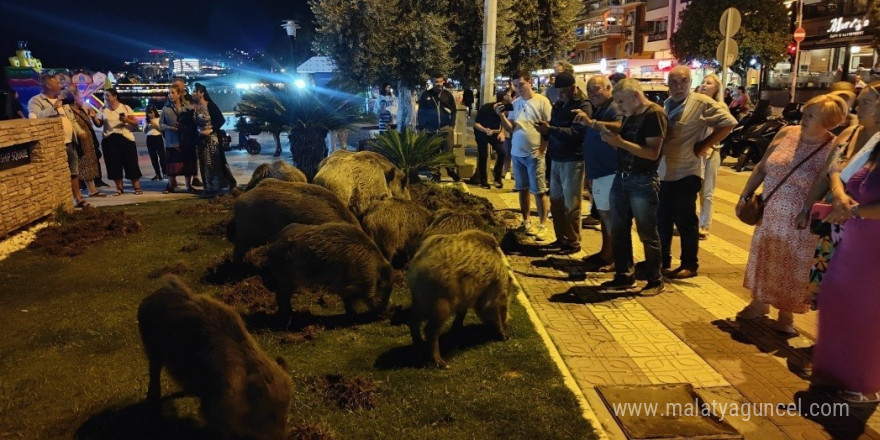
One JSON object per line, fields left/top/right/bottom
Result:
{"left": 453, "top": 65, "right": 880, "bottom": 403}
{"left": 26, "top": 76, "right": 236, "bottom": 204}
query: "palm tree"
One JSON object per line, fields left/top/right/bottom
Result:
{"left": 287, "top": 94, "right": 360, "bottom": 180}
{"left": 234, "top": 85, "right": 293, "bottom": 157}
{"left": 366, "top": 128, "right": 455, "bottom": 182}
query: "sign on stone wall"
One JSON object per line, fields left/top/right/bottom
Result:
{"left": 0, "top": 143, "right": 31, "bottom": 172}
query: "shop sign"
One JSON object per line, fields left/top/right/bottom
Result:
{"left": 828, "top": 16, "right": 870, "bottom": 38}
{"left": 0, "top": 143, "right": 31, "bottom": 172}
{"left": 656, "top": 59, "right": 676, "bottom": 71}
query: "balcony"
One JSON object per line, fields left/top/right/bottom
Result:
{"left": 587, "top": 25, "right": 628, "bottom": 40}
{"left": 647, "top": 32, "right": 667, "bottom": 42}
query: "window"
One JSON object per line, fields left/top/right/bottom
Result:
{"left": 843, "top": 0, "right": 868, "bottom": 15}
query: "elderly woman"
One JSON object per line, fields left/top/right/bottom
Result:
{"left": 92, "top": 88, "right": 143, "bottom": 195}
{"left": 696, "top": 74, "right": 728, "bottom": 239}
{"left": 805, "top": 82, "right": 880, "bottom": 304}
{"left": 735, "top": 94, "right": 847, "bottom": 335}
{"left": 811, "top": 131, "right": 880, "bottom": 402}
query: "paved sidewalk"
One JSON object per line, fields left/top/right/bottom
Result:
{"left": 464, "top": 164, "right": 880, "bottom": 440}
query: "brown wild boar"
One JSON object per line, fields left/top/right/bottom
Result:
{"left": 422, "top": 208, "right": 487, "bottom": 237}
{"left": 361, "top": 198, "right": 432, "bottom": 268}
{"left": 137, "top": 276, "right": 292, "bottom": 440}
{"left": 407, "top": 230, "right": 511, "bottom": 368}
{"left": 313, "top": 150, "right": 410, "bottom": 218}
{"left": 250, "top": 222, "right": 394, "bottom": 323}
{"left": 227, "top": 179, "right": 359, "bottom": 262}
{"left": 245, "top": 160, "right": 307, "bottom": 191}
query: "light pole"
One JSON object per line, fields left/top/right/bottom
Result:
{"left": 281, "top": 20, "right": 301, "bottom": 73}
{"left": 789, "top": 0, "right": 804, "bottom": 102}
{"left": 479, "top": 0, "right": 498, "bottom": 107}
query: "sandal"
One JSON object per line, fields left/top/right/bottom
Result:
{"left": 89, "top": 192, "right": 107, "bottom": 198}
{"left": 134, "top": 189, "right": 144, "bottom": 195}
{"left": 74, "top": 200, "right": 92, "bottom": 208}
{"left": 113, "top": 189, "right": 124, "bottom": 196}
{"left": 837, "top": 390, "right": 880, "bottom": 403}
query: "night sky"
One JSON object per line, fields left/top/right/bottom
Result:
{"left": 0, "top": 0, "right": 315, "bottom": 72}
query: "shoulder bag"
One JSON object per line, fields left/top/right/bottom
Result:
{"left": 737, "top": 137, "right": 833, "bottom": 225}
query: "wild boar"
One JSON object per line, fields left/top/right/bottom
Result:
{"left": 250, "top": 223, "right": 394, "bottom": 323}
{"left": 407, "top": 230, "right": 511, "bottom": 368}
{"left": 137, "top": 276, "right": 292, "bottom": 440}
{"left": 227, "top": 179, "right": 359, "bottom": 262}
{"left": 245, "top": 160, "right": 307, "bottom": 191}
{"left": 361, "top": 198, "right": 432, "bottom": 268}
{"left": 313, "top": 150, "right": 410, "bottom": 218}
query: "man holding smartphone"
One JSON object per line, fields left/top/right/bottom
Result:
{"left": 496, "top": 70, "right": 553, "bottom": 239}
{"left": 595, "top": 79, "right": 667, "bottom": 296}
{"left": 28, "top": 75, "right": 89, "bottom": 208}
{"left": 536, "top": 72, "right": 591, "bottom": 254}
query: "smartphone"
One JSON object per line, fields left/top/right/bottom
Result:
{"left": 810, "top": 203, "right": 833, "bottom": 220}
{"left": 502, "top": 103, "right": 514, "bottom": 112}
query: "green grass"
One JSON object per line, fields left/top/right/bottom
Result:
{"left": 0, "top": 198, "right": 596, "bottom": 440}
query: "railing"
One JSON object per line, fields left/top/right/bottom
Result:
{"left": 647, "top": 32, "right": 667, "bottom": 42}
{"left": 587, "top": 25, "right": 627, "bottom": 39}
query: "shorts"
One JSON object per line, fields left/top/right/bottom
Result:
{"left": 590, "top": 174, "right": 615, "bottom": 211}
{"left": 65, "top": 142, "right": 79, "bottom": 176}
{"left": 512, "top": 154, "right": 548, "bottom": 195}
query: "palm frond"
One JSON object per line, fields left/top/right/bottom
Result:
{"left": 366, "top": 129, "right": 456, "bottom": 178}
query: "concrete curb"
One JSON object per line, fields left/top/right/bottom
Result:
{"left": 454, "top": 181, "right": 613, "bottom": 440}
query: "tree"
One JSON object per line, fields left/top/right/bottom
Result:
{"left": 507, "top": 0, "right": 581, "bottom": 75}
{"left": 441, "top": 0, "right": 516, "bottom": 89}
{"left": 234, "top": 85, "right": 292, "bottom": 156}
{"left": 311, "top": 0, "right": 577, "bottom": 127}
{"left": 670, "top": 0, "right": 790, "bottom": 79}
{"left": 311, "top": 0, "right": 453, "bottom": 130}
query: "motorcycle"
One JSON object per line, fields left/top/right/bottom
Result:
{"left": 719, "top": 100, "right": 801, "bottom": 172}
{"left": 220, "top": 129, "right": 262, "bottom": 155}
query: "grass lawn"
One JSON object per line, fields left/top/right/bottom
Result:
{"left": 0, "top": 195, "right": 596, "bottom": 440}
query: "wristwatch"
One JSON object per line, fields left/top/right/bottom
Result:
{"left": 851, "top": 205, "right": 861, "bottom": 219}
{"left": 739, "top": 194, "right": 751, "bottom": 203}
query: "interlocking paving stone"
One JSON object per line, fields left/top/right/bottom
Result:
{"left": 465, "top": 170, "right": 880, "bottom": 439}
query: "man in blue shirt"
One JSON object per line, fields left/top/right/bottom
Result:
{"left": 573, "top": 75, "right": 624, "bottom": 269}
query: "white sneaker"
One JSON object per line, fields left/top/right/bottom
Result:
{"left": 535, "top": 224, "right": 553, "bottom": 241}
{"left": 505, "top": 172, "right": 512, "bottom": 181}
{"left": 521, "top": 220, "right": 535, "bottom": 235}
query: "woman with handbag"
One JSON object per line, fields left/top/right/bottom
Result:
{"left": 811, "top": 141, "right": 880, "bottom": 403}
{"left": 735, "top": 94, "right": 847, "bottom": 335}
{"left": 804, "top": 83, "right": 880, "bottom": 308}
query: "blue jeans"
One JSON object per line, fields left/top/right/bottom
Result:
{"left": 609, "top": 172, "right": 662, "bottom": 282}
{"left": 549, "top": 160, "right": 585, "bottom": 247}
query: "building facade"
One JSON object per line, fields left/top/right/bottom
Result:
{"left": 768, "top": 0, "right": 876, "bottom": 93}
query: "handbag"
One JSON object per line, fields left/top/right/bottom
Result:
{"left": 737, "top": 137, "right": 833, "bottom": 225}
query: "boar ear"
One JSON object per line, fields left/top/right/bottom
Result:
{"left": 384, "top": 168, "right": 396, "bottom": 184}
{"left": 275, "top": 356, "right": 289, "bottom": 370}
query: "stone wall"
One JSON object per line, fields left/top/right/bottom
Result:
{"left": 0, "top": 118, "right": 70, "bottom": 237}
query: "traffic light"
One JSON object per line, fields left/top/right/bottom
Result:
{"left": 786, "top": 42, "right": 797, "bottom": 64}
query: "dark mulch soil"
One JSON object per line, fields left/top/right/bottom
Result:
{"left": 218, "top": 276, "right": 276, "bottom": 314}
{"left": 409, "top": 183, "right": 499, "bottom": 226}
{"left": 28, "top": 208, "right": 142, "bottom": 257}
{"left": 307, "top": 374, "right": 378, "bottom": 411}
